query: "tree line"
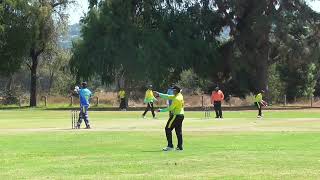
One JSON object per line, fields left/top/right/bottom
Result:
{"left": 0, "top": 0, "right": 320, "bottom": 106}
{"left": 72, "top": 0, "right": 320, "bottom": 102}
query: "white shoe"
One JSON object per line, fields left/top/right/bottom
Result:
{"left": 162, "top": 147, "right": 174, "bottom": 151}
{"left": 257, "top": 115, "right": 262, "bottom": 118}
{"left": 142, "top": 115, "right": 146, "bottom": 119}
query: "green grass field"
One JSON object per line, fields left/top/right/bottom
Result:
{"left": 0, "top": 109, "right": 320, "bottom": 179}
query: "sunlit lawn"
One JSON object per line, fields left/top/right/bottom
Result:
{"left": 0, "top": 109, "right": 319, "bottom": 179}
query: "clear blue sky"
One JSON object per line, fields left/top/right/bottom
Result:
{"left": 67, "top": 0, "right": 320, "bottom": 25}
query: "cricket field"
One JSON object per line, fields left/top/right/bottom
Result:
{"left": 0, "top": 109, "right": 320, "bottom": 179}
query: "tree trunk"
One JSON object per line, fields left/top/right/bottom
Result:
{"left": 256, "top": 49, "right": 269, "bottom": 92}
{"left": 6, "top": 74, "right": 14, "bottom": 91}
{"left": 255, "top": 30, "right": 270, "bottom": 92}
{"left": 48, "top": 71, "right": 54, "bottom": 95}
{"left": 257, "top": 59, "right": 268, "bottom": 91}
{"left": 30, "top": 55, "right": 38, "bottom": 107}
{"left": 76, "top": 74, "right": 81, "bottom": 85}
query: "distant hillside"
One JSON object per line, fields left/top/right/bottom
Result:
{"left": 59, "top": 23, "right": 81, "bottom": 49}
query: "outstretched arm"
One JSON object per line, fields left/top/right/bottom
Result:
{"left": 158, "top": 101, "right": 176, "bottom": 113}
{"left": 153, "top": 91, "right": 174, "bottom": 100}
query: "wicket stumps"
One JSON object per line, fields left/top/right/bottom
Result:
{"left": 204, "top": 106, "right": 211, "bottom": 118}
{"left": 71, "top": 110, "right": 79, "bottom": 129}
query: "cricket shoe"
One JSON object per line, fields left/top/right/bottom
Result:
{"left": 162, "top": 147, "right": 174, "bottom": 151}
{"left": 176, "top": 147, "right": 183, "bottom": 151}
{"left": 142, "top": 115, "right": 146, "bottom": 119}
{"left": 257, "top": 116, "right": 262, "bottom": 118}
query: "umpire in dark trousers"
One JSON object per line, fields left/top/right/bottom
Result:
{"left": 211, "top": 87, "right": 225, "bottom": 118}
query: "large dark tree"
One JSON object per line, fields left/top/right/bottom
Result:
{"left": 26, "top": 0, "right": 73, "bottom": 107}
{"left": 212, "top": 0, "right": 320, "bottom": 95}
{"left": 0, "top": 0, "right": 31, "bottom": 76}
{"left": 71, "top": 0, "right": 223, "bottom": 89}
{"left": 71, "top": 0, "right": 320, "bottom": 97}
{"left": 0, "top": 0, "right": 74, "bottom": 106}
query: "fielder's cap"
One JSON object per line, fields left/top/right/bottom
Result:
{"left": 215, "top": 87, "right": 219, "bottom": 91}
{"left": 172, "top": 85, "right": 181, "bottom": 92}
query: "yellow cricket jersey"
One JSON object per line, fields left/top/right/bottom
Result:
{"left": 144, "top": 89, "right": 156, "bottom": 103}
{"left": 255, "top": 93, "right": 262, "bottom": 102}
{"left": 118, "top": 90, "right": 126, "bottom": 98}
{"left": 159, "top": 93, "right": 184, "bottom": 115}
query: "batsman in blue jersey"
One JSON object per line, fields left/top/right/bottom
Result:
{"left": 75, "top": 82, "right": 92, "bottom": 129}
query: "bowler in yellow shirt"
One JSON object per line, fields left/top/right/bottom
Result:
{"left": 154, "top": 85, "right": 185, "bottom": 151}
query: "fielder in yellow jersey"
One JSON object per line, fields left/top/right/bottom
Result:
{"left": 254, "top": 90, "right": 267, "bottom": 118}
{"left": 118, "top": 88, "right": 127, "bottom": 111}
{"left": 142, "top": 85, "right": 157, "bottom": 119}
{"left": 154, "top": 85, "right": 184, "bottom": 151}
